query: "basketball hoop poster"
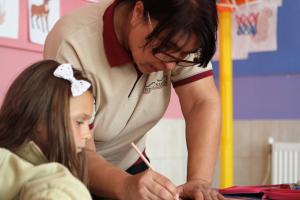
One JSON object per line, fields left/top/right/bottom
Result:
{"left": 28, "top": 0, "right": 60, "bottom": 45}
{"left": 213, "top": 0, "right": 283, "bottom": 61}
{"left": 234, "top": 0, "right": 280, "bottom": 54}
{"left": 0, "top": 0, "right": 19, "bottom": 39}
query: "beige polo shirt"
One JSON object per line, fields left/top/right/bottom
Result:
{"left": 44, "top": 0, "right": 213, "bottom": 170}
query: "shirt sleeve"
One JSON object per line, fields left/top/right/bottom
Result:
{"left": 19, "top": 163, "right": 92, "bottom": 200}
{"left": 171, "top": 61, "right": 213, "bottom": 88}
{"left": 0, "top": 149, "right": 92, "bottom": 200}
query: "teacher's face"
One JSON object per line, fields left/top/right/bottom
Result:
{"left": 127, "top": 2, "right": 198, "bottom": 74}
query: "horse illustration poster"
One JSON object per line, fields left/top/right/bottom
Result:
{"left": 0, "top": 0, "right": 19, "bottom": 39}
{"left": 28, "top": 0, "right": 60, "bottom": 45}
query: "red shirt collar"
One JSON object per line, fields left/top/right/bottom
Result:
{"left": 103, "top": 0, "right": 132, "bottom": 67}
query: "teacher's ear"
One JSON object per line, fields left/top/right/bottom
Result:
{"left": 130, "top": 1, "right": 146, "bottom": 27}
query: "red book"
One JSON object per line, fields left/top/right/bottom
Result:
{"left": 219, "top": 184, "right": 300, "bottom": 200}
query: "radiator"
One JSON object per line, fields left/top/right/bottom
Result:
{"left": 270, "top": 138, "right": 300, "bottom": 184}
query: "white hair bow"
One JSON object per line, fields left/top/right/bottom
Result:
{"left": 53, "top": 63, "right": 91, "bottom": 97}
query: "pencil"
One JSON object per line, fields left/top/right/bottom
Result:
{"left": 130, "top": 142, "right": 154, "bottom": 170}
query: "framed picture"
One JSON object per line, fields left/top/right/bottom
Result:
{"left": 0, "top": 0, "right": 60, "bottom": 52}
{"left": 28, "top": 0, "right": 60, "bottom": 45}
{"left": 0, "top": 0, "right": 19, "bottom": 39}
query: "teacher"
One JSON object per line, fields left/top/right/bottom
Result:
{"left": 44, "top": 0, "right": 222, "bottom": 199}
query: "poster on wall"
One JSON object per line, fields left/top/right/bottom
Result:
{"left": 0, "top": 0, "right": 19, "bottom": 39}
{"left": 213, "top": 0, "right": 282, "bottom": 61}
{"left": 234, "top": 0, "right": 280, "bottom": 54}
{"left": 28, "top": 0, "right": 60, "bottom": 45}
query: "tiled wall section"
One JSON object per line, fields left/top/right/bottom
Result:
{"left": 146, "top": 119, "right": 300, "bottom": 187}
{"left": 146, "top": 119, "right": 187, "bottom": 186}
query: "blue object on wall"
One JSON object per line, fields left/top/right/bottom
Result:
{"left": 213, "top": 0, "right": 300, "bottom": 76}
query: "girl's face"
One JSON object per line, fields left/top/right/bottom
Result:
{"left": 69, "top": 91, "right": 94, "bottom": 152}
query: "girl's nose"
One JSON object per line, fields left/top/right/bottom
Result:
{"left": 82, "top": 128, "right": 92, "bottom": 140}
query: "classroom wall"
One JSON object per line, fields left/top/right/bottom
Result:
{"left": 0, "top": 0, "right": 85, "bottom": 105}
{"left": 147, "top": 119, "right": 300, "bottom": 186}
{"left": 0, "top": 0, "right": 299, "bottom": 187}
{"left": 147, "top": 0, "right": 300, "bottom": 187}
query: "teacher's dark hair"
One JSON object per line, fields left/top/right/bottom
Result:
{"left": 129, "top": 0, "right": 218, "bottom": 67}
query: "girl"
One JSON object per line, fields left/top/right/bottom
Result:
{"left": 0, "top": 60, "right": 94, "bottom": 199}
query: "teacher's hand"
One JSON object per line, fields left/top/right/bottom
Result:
{"left": 177, "top": 179, "right": 225, "bottom": 200}
{"left": 120, "top": 169, "right": 178, "bottom": 200}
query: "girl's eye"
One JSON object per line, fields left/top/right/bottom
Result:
{"left": 76, "top": 121, "right": 84, "bottom": 126}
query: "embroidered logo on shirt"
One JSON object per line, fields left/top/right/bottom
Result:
{"left": 143, "top": 75, "right": 168, "bottom": 94}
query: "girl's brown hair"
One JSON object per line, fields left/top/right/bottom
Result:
{"left": 0, "top": 59, "right": 92, "bottom": 184}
